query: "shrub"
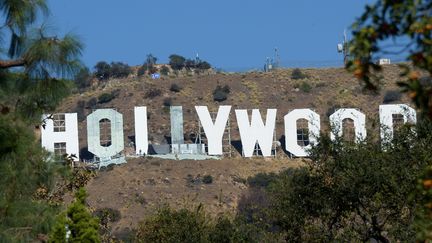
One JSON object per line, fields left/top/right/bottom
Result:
{"left": 213, "top": 85, "right": 231, "bottom": 102}
{"left": 135, "top": 206, "right": 209, "bottom": 242}
{"left": 134, "top": 205, "right": 269, "bottom": 243}
{"left": 246, "top": 172, "right": 277, "bottom": 188}
{"left": 94, "top": 208, "right": 121, "bottom": 226}
{"left": 94, "top": 61, "right": 111, "bottom": 80}
{"left": 197, "top": 61, "right": 211, "bottom": 70}
{"left": 202, "top": 175, "right": 213, "bottom": 184}
{"left": 383, "top": 90, "right": 402, "bottom": 103}
{"left": 98, "top": 92, "right": 115, "bottom": 104}
{"left": 184, "top": 59, "right": 196, "bottom": 70}
{"left": 144, "top": 88, "right": 161, "bottom": 99}
{"left": 138, "top": 64, "right": 157, "bottom": 76}
{"left": 170, "top": 83, "right": 182, "bottom": 92}
{"left": 66, "top": 169, "right": 95, "bottom": 191}
{"left": 97, "top": 89, "right": 119, "bottom": 104}
{"left": 50, "top": 189, "right": 100, "bottom": 242}
{"left": 208, "top": 216, "right": 235, "bottom": 243}
{"left": 299, "top": 81, "right": 312, "bottom": 93}
{"left": 266, "top": 125, "right": 432, "bottom": 242}
{"left": 110, "top": 62, "right": 131, "bottom": 78}
{"left": 94, "top": 61, "right": 131, "bottom": 80}
{"left": 291, "top": 68, "right": 308, "bottom": 80}
{"left": 213, "top": 90, "right": 227, "bottom": 102}
{"left": 236, "top": 188, "right": 271, "bottom": 230}
{"left": 169, "top": 54, "right": 186, "bottom": 70}
{"left": 160, "top": 65, "right": 170, "bottom": 76}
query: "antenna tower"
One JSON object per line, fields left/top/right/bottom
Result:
{"left": 337, "top": 29, "right": 350, "bottom": 65}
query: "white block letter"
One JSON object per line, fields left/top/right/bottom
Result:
{"left": 134, "top": 106, "right": 148, "bottom": 155}
{"left": 284, "top": 109, "right": 320, "bottom": 157}
{"left": 379, "top": 104, "right": 416, "bottom": 145}
{"left": 235, "top": 109, "right": 277, "bottom": 157}
{"left": 41, "top": 113, "right": 79, "bottom": 161}
{"left": 87, "top": 109, "right": 124, "bottom": 158}
{"left": 329, "top": 108, "right": 366, "bottom": 143}
{"left": 195, "top": 106, "right": 231, "bottom": 155}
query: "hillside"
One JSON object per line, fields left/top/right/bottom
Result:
{"left": 57, "top": 65, "right": 411, "bottom": 238}
{"left": 60, "top": 64, "right": 409, "bottom": 155}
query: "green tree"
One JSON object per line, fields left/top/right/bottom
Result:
{"left": 135, "top": 205, "right": 210, "bottom": 243}
{"left": 146, "top": 53, "right": 157, "bottom": 65}
{"left": 135, "top": 205, "right": 270, "bottom": 243}
{"left": 49, "top": 188, "right": 100, "bottom": 242}
{"left": 169, "top": 54, "right": 186, "bottom": 70}
{"left": 109, "top": 61, "right": 131, "bottom": 78}
{"left": 160, "top": 65, "right": 170, "bottom": 76}
{"left": 197, "top": 61, "right": 211, "bottom": 70}
{"left": 0, "top": 115, "right": 68, "bottom": 241}
{"left": 138, "top": 54, "right": 158, "bottom": 76}
{"left": 0, "top": 0, "right": 83, "bottom": 241}
{"left": 94, "top": 61, "right": 111, "bottom": 80}
{"left": 265, "top": 126, "right": 431, "bottom": 242}
{"left": 348, "top": 1, "right": 432, "bottom": 240}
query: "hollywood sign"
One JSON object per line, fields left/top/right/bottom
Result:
{"left": 41, "top": 104, "right": 417, "bottom": 161}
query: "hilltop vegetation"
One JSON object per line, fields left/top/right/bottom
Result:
{"left": 55, "top": 64, "right": 432, "bottom": 241}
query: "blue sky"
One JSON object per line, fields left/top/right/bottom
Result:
{"left": 49, "top": 0, "right": 376, "bottom": 71}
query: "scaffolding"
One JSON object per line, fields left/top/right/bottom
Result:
{"left": 196, "top": 111, "right": 232, "bottom": 157}
{"left": 251, "top": 129, "right": 278, "bottom": 158}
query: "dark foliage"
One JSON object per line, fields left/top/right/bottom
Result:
{"left": 134, "top": 205, "right": 271, "bottom": 243}
{"left": 160, "top": 65, "right": 170, "bottom": 76}
{"left": 94, "top": 61, "right": 111, "bottom": 80}
{"left": 291, "top": 68, "right": 308, "bottom": 80}
{"left": 0, "top": 1, "right": 83, "bottom": 240}
{"left": 169, "top": 54, "right": 186, "bottom": 70}
{"left": 184, "top": 59, "right": 196, "bottom": 70}
{"left": 246, "top": 172, "right": 277, "bottom": 188}
{"left": 197, "top": 61, "right": 211, "bottom": 70}
{"left": 98, "top": 93, "right": 115, "bottom": 104}
{"left": 213, "top": 85, "right": 231, "bottom": 102}
{"left": 268, "top": 124, "right": 431, "bottom": 242}
{"left": 50, "top": 188, "right": 100, "bottom": 242}
{"left": 94, "top": 61, "right": 131, "bottom": 80}
{"left": 163, "top": 98, "right": 172, "bottom": 107}
{"left": 169, "top": 83, "right": 182, "bottom": 92}
{"left": 110, "top": 62, "right": 131, "bottom": 78}
{"left": 202, "top": 175, "right": 213, "bottom": 184}
{"left": 383, "top": 90, "right": 402, "bottom": 104}
{"left": 94, "top": 208, "right": 121, "bottom": 226}
{"left": 299, "top": 81, "right": 312, "bottom": 93}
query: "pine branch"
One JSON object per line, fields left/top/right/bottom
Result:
{"left": 0, "top": 58, "right": 26, "bottom": 68}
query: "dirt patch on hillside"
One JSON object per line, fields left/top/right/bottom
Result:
{"left": 84, "top": 156, "right": 303, "bottom": 236}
